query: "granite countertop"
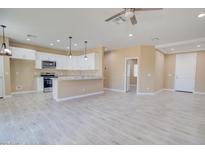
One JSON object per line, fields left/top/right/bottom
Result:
{"left": 55, "top": 76, "right": 103, "bottom": 80}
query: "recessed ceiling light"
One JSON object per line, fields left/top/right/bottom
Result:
{"left": 171, "top": 48, "right": 175, "bottom": 51}
{"left": 197, "top": 45, "right": 201, "bottom": 48}
{"left": 198, "top": 13, "right": 205, "bottom": 18}
{"left": 26, "top": 38, "right": 30, "bottom": 41}
{"left": 129, "top": 34, "right": 133, "bottom": 37}
{"left": 74, "top": 43, "right": 78, "bottom": 46}
{"left": 57, "top": 40, "right": 60, "bottom": 42}
{"left": 50, "top": 43, "right": 54, "bottom": 46}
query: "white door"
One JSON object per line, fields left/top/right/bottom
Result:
{"left": 0, "top": 56, "right": 4, "bottom": 98}
{"left": 175, "top": 53, "right": 196, "bottom": 92}
{"left": 126, "top": 63, "right": 131, "bottom": 92}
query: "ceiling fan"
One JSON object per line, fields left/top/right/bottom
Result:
{"left": 105, "top": 8, "right": 162, "bottom": 25}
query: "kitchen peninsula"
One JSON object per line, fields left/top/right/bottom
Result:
{"left": 52, "top": 76, "right": 104, "bottom": 101}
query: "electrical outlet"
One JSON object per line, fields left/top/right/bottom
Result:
{"left": 16, "top": 85, "right": 23, "bottom": 91}
{"left": 147, "top": 73, "right": 151, "bottom": 77}
{"left": 82, "top": 88, "right": 86, "bottom": 92}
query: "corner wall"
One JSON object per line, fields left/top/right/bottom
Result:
{"left": 195, "top": 51, "right": 205, "bottom": 92}
{"left": 104, "top": 45, "right": 159, "bottom": 93}
{"left": 164, "top": 54, "right": 176, "bottom": 90}
{"left": 154, "top": 50, "right": 165, "bottom": 91}
{"left": 104, "top": 46, "right": 141, "bottom": 91}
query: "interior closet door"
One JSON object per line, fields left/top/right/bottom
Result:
{"left": 175, "top": 53, "right": 196, "bottom": 92}
{"left": 0, "top": 56, "right": 4, "bottom": 98}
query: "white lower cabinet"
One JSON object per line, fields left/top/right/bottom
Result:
{"left": 36, "top": 77, "right": 44, "bottom": 92}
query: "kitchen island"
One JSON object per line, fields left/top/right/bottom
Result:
{"left": 52, "top": 76, "right": 104, "bottom": 101}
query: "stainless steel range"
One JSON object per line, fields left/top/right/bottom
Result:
{"left": 40, "top": 73, "right": 57, "bottom": 92}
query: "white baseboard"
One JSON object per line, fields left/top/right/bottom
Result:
{"left": 11, "top": 90, "right": 37, "bottom": 95}
{"left": 4, "top": 95, "right": 12, "bottom": 98}
{"left": 55, "top": 91, "right": 104, "bottom": 102}
{"left": 194, "top": 91, "right": 205, "bottom": 95}
{"left": 164, "top": 89, "right": 175, "bottom": 92}
{"left": 154, "top": 89, "right": 164, "bottom": 94}
{"left": 137, "top": 92, "right": 155, "bottom": 95}
{"left": 104, "top": 88, "right": 126, "bottom": 93}
{"left": 137, "top": 89, "right": 165, "bottom": 95}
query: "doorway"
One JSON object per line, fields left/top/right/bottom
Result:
{"left": 175, "top": 53, "right": 196, "bottom": 92}
{"left": 125, "top": 58, "right": 138, "bottom": 93}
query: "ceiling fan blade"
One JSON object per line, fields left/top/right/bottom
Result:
{"left": 134, "top": 8, "right": 163, "bottom": 12}
{"left": 105, "top": 10, "right": 126, "bottom": 22}
{"left": 130, "top": 15, "right": 137, "bottom": 25}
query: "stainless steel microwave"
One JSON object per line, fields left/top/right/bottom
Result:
{"left": 42, "top": 61, "right": 56, "bottom": 69}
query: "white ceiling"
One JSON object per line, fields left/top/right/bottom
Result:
{"left": 0, "top": 8, "right": 205, "bottom": 53}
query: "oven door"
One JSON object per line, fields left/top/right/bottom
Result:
{"left": 43, "top": 77, "right": 53, "bottom": 92}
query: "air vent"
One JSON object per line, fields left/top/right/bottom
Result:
{"left": 27, "top": 34, "right": 37, "bottom": 38}
{"left": 113, "top": 16, "right": 126, "bottom": 24}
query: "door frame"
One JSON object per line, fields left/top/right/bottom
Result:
{"left": 174, "top": 53, "right": 197, "bottom": 92}
{"left": 0, "top": 56, "right": 5, "bottom": 98}
{"left": 124, "top": 57, "right": 139, "bottom": 93}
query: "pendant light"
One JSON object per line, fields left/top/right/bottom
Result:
{"left": 68, "top": 36, "right": 72, "bottom": 59}
{"left": 84, "top": 41, "right": 88, "bottom": 61}
{"left": 0, "top": 25, "right": 11, "bottom": 56}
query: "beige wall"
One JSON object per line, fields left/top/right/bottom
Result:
{"left": 139, "top": 46, "right": 156, "bottom": 93}
{"left": 0, "top": 36, "right": 11, "bottom": 96}
{"left": 195, "top": 51, "right": 205, "bottom": 92}
{"left": 164, "top": 54, "right": 176, "bottom": 89}
{"left": 104, "top": 46, "right": 141, "bottom": 90}
{"left": 10, "top": 59, "right": 36, "bottom": 92}
{"left": 6, "top": 40, "right": 205, "bottom": 94}
{"left": 164, "top": 51, "right": 205, "bottom": 93}
{"left": 104, "top": 45, "right": 159, "bottom": 93}
{"left": 57, "top": 79, "right": 103, "bottom": 98}
{"left": 154, "top": 50, "right": 165, "bottom": 91}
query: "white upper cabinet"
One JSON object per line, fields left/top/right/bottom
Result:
{"left": 56, "top": 55, "right": 67, "bottom": 70}
{"left": 11, "top": 47, "right": 36, "bottom": 60}
{"left": 72, "top": 53, "right": 99, "bottom": 70}
{"left": 88, "top": 53, "right": 99, "bottom": 70}
{"left": 36, "top": 52, "right": 60, "bottom": 69}
{"left": 84, "top": 53, "right": 99, "bottom": 70}
{"left": 68, "top": 56, "right": 78, "bottom": 70}
{"left": 36, "top": 52, "right": 56, "bottom": 61}
{"left": 20, "top": 50, "right": 100, "bottom": 70}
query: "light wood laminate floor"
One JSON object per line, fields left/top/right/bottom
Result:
{"left": 0, "top": 91, "right": 205, "bottom": 144}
